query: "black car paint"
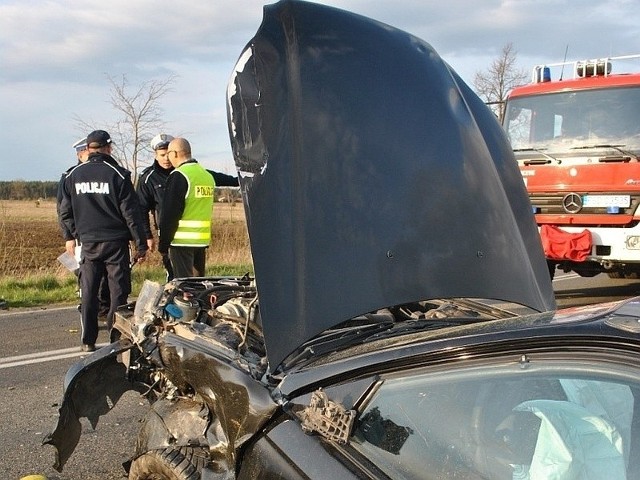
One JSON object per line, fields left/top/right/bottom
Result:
{"left": 48, "top": 288, "right": 640, "bottom": 478}
{"left": 235, "top": 308, "right": 640, "bottom": 479}
{"left": 43, "top": 340, "right": 141, "bottom": 471}
{"left": 44, "top": 288, "right": 640, "bottom": 476}
{"left": 227, "top": 0, "right": 554, "bottom": 369}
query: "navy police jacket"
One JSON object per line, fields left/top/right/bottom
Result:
{"left": 56, "top": 162, "right": 80, "bottom": 242}
{"left": 58, "top": 152, "right": 148, "bottom": 253}
{"left": 136, "top": 160, "right": 173, "bottom": 240}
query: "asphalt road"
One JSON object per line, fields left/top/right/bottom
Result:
{"left": 2, "top": 272, "right": 640, "bottom": 479}
{"left": 553, "top": 270, "right": 640, "bottom": 308}
{"left": 0, "top": 305, "right": 146, "bottom": 480}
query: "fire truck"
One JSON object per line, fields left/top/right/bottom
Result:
{"left": 503, "top": 54, "right": 640, "bottom": 278}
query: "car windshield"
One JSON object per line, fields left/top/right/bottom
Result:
{"left": 504, "top": 86, "right": 640, "bottom": 153}
{"left": 351, "top": 355, "right": 640, "bottom": 479}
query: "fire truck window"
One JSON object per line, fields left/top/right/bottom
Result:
{"left": 553, "top": 115, "right": 563, "bottom": 138}
{"left": 530, "top": 105, "right": 556, "bottom": 143}
{"left": 505, "top": 84, "right": 640, "bottom": 150}
{"left": 505, "top": 107, "right": 532, "bottom": 148}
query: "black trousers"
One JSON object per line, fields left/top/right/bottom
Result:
{"left": 78, "top": 240, "right": 131, "bottom": 345}
{"left": 162, "top": 253, "right": 175, "bottom": 282}
{"left": 169, "top": 246, "right": 206, "bottom": 278}
{"left": 98, "top": 273, "right": 111, "bottom": 316}
{"left": 76, "top": 268, "right": 110, "bottom": 315}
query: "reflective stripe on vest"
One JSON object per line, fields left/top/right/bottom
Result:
{"left": 174, "top": 220, "right": 211, "bottom": 240}
{"left": 171, "top": 162, "right": 215, "bottom": 247}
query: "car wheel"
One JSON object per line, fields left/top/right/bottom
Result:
{"left": 128, "top": 447, "right": 208, "bottom": 480}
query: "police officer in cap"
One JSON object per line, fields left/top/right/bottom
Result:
{"left": 58, "top": 130, "right": 148, "bottom": 352}
{"left": 137, "top": 133, "right": 175, "bottom": 280}
{"left": 57, "top": 137, "right": 111, "bottom": 321}
{"left": 57, "top": 137, "right": 89, "bottom": 239}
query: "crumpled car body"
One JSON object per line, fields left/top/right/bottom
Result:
{"left": 44, "top": 278, "right": 640, "bottom": 479}
{"left": 44, "top": 1, "right": 640, "bottom": 479}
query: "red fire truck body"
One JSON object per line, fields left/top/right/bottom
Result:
{"left": 503, "top": 55, "right": 640, "bottom": 278}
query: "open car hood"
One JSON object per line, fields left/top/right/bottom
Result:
{"left": 226, "top": 0, "right": 555, "bottom": 368}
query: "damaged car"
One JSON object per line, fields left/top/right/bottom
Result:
{"left": 45, "top": 1, "right": 640, "bottom": 479}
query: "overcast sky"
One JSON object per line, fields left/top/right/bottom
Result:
{"left": 2, "top": 0, "right": 639, "bottom": 181}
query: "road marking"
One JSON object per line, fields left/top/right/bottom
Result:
{"left": 0, "top": 344, "right": 108, "bottom": 369}
{"left": 0, "top": 305, "right": 77, "bottom": 317}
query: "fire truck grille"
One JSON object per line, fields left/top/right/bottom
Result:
{"left": 530, "top": 193, "right": 640, "bottom": 217}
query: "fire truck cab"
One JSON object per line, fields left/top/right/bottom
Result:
{"left": 503, "top": 54, "right": 640, "bottom": 278}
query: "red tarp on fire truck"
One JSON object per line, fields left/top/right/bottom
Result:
{"left": 540, "top": 225, "right": 593, "bottom": 262}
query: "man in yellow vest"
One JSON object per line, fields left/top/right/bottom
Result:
{"left": 158, "top": 137, "right": 234, "bottom": 277}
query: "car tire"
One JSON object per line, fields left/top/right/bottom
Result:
{"left": 128, "top": 446, "right": 208, "bottom": 480}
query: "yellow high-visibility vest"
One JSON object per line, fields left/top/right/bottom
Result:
{"left": 171, "top": 163, "right": 215, "bottom": 247}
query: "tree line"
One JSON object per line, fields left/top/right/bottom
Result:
{"left": 0, "top": 181, "right": 58, "bottom": 200}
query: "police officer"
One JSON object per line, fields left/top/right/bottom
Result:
{"left": 57, "top": 137, "right": 90, "bottom": 235}
{"left": 158, "top": 137, "right": 238, "bottom": 278}
{"left": 136, "top": 133, "right": 175, "bottom": 279}
{"left": 58, "top": 130, "right": 148, "bottom": 352}
{"left": 57, "top": 138, "right": 111, "bottom": 322}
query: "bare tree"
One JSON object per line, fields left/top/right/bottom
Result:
{"left": 75, "top": 73, "right": 176, "bottom": 183}
{"left": 474, "top": 43, "right": 528, "bottom": 122}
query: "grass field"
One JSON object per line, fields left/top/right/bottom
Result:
{"left": 0, "top": 199, "right": 252, "bottom": 307}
